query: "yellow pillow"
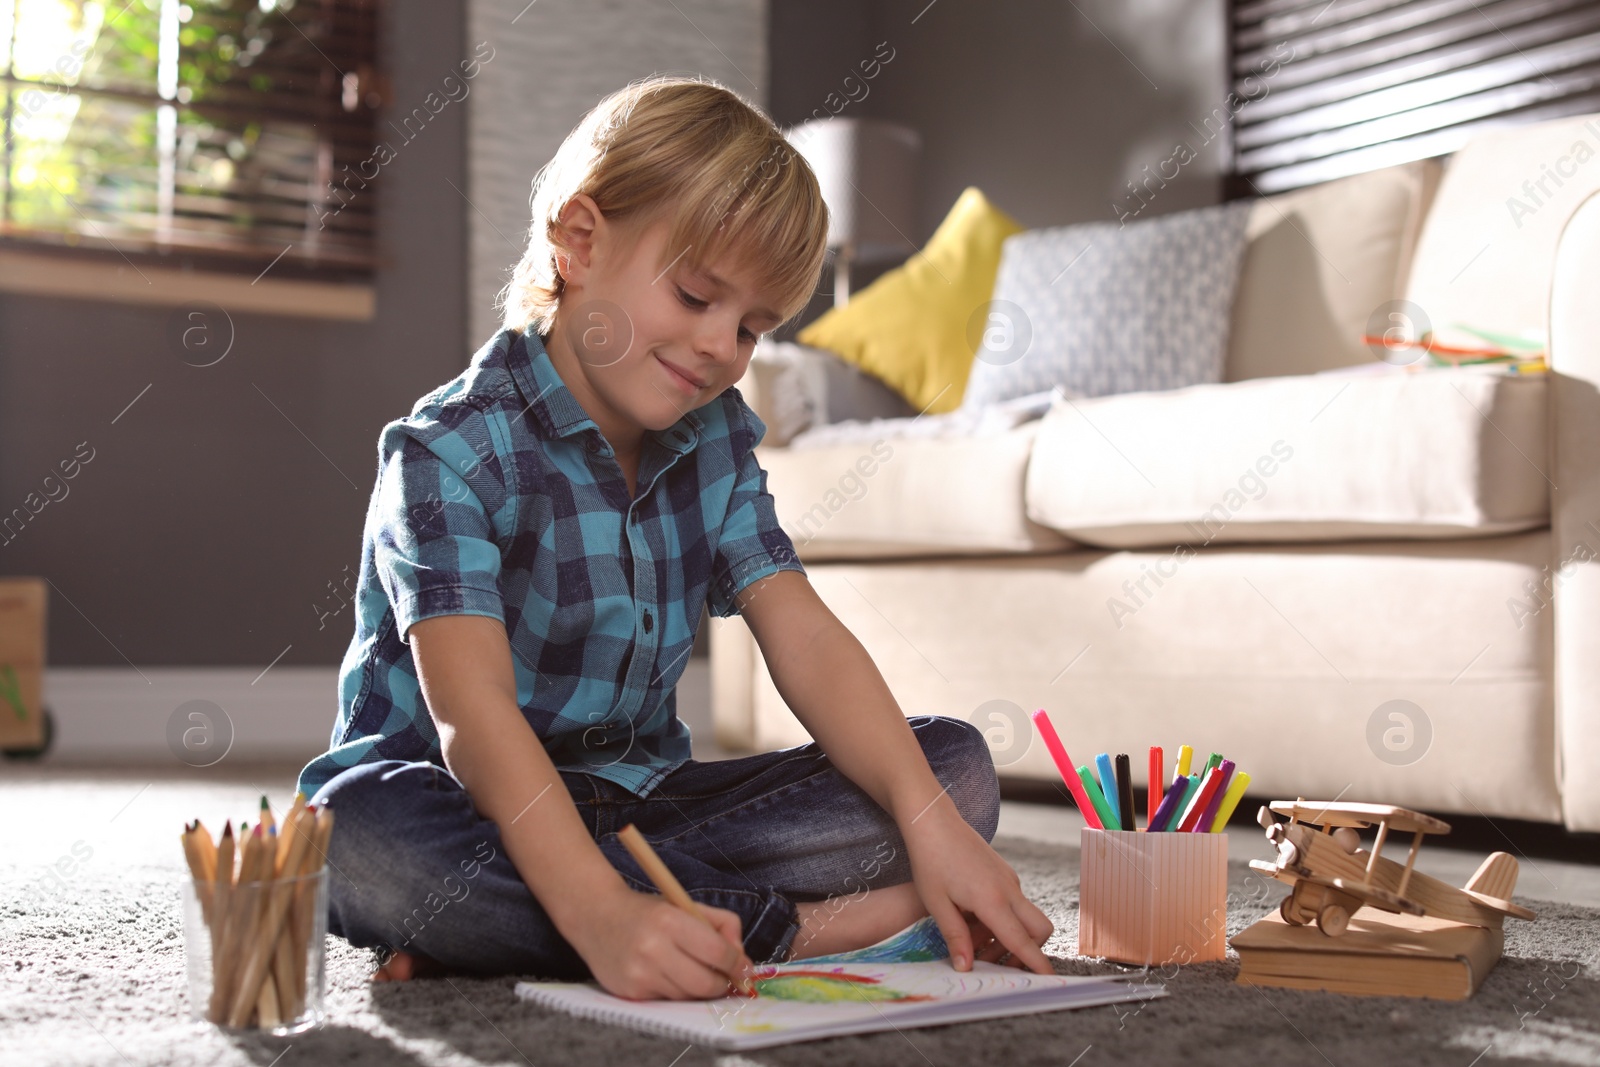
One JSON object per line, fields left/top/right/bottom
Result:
{"left": 798, "top": 187, "right": 1023, "bottom": 414}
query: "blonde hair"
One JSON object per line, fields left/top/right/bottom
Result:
{"left": 498, "top": 75, "right": 830, "bottom": 336}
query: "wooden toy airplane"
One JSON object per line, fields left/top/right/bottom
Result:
{"left": 1251, "top": 800, "right": 1536, "bottom": 937}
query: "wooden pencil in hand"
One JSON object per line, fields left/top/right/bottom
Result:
{"left": 617, "top": 824, "right": 754, "bottom": 995}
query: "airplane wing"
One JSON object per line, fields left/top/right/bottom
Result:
{"left": 1268, "top": 801, "right": 1451, "bottom": 835}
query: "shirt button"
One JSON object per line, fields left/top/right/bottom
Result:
{"left": 673, "top": 430, "right": 688, "bottom": 443}
{"left": 584, "top": 437, "right": 599, "bottom": 453}
{"left": 642, "top": 610, "right": 653, "bottom": 634}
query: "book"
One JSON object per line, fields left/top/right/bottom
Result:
{"left": 514, "top": 916, "right": 1163, "bottom": 1051}
{"left": 1231, "top": 908, "right": 1504, "bottom": 1000}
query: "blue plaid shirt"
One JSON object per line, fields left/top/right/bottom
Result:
{"left": 298, "top": 327, "right": 804, "bottom": 799}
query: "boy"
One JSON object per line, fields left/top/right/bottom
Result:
{"left": 299, "top": 75, "right": 1053, "bottom": 1000}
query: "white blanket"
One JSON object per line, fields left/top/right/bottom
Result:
{"left": 786, "top": 388, "right": 1060, "bottom": 450}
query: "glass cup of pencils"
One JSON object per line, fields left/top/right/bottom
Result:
{"left": 180, "top": 796, "right": 335, "bottom": 1034}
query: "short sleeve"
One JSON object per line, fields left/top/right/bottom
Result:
{"left": 707, "top": 401, "right": 807, "bottom": 618}
{"left": 372, "top": 406, "right": 512, "bottom": 641}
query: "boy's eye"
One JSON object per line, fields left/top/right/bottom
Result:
{"left": 678, "top": 286, "right": 760, "bottom": 344}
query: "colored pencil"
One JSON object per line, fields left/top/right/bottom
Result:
{"left": 255, "top": 970, "right": 281, "bottom": 1029}
{"left": 193, "top": 819, "right": 218, "bottom": 883}
{"left": 274, "top": 792, "right": 307, "bottom": 873}
{"left": 180, "top": 821, "right": 217, "bottom": 926}
{"left": 288, "top": 804, "right": 336, "bottom": 1016}
{"left": 210, "top": 822, "right": 235, "bottom": 968}
{"left": 228, "top": 809, "right": 314, "bottom": 1026}
{"left": 209, "top": 822, "right": 258, "bottom": 1023}
{"left": 270, "top": 796, "right": 310, "bottom": 1018}
{"left": 184, "top": 797, "right": 334, "bottom": 1030}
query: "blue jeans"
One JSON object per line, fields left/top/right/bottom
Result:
{"left": 309, "top": 714, "right": 1000, "bottom": 978}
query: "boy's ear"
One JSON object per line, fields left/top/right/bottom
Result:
{"left": 554, "top": 193, "right": 602, "bottom": 284}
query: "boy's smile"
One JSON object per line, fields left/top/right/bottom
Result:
{"left": 543, "top": 196, "right": 785, "bottom": 466}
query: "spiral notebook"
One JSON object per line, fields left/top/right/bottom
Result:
{"left": 514, "top": 917, "right": 1163, "bottom": 1051}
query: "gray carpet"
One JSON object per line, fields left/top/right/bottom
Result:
{"left": 4, "top": 771, "right": 1599, "bottom": 1066}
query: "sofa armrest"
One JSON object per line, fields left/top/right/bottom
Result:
{"left": 1551, "top": 189, "right": 1600, "bottom": 831}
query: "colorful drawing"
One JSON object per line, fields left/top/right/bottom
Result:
{"left": 803, "top": 915, "right": 949, "bottom": 965}
{"left": 751, "top": 969, "right": 934, "bottom": 1004}
{"left": 516, "top": 945, "right": 1167, "bottom": 1050}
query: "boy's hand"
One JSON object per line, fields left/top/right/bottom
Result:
{"left": 567, "top": 884, "right": 757, "bottom": 1000}
{"left": 901, "top": 804, "right": 1054, "bottom": 974}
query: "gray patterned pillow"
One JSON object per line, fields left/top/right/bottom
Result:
{"left": 960, "top": 201, "right": 1254, "bottom": 409}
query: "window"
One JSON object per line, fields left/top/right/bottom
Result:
{"left": 1229, "top": 0, "right": 1600, "bottom": 194}
{"left": 1, "top": 0, "right": 382, "bottom": 279}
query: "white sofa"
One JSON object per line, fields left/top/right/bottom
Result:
{"left": 713, "top": 114, "right": 1600, "bottom": 832}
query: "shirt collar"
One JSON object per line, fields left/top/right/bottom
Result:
{"left": 509, "top": 328, "right": 705, "bottom": 452}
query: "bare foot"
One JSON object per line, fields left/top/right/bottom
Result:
{"left": 787, "top": 882, "right": 928, "bottom": 961}
{"left": 372, "top": 950, "right": 443, "bottom": 981}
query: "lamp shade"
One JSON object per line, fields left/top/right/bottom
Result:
{"left": 786, "top": 118, "right": 920, "bottom": 263}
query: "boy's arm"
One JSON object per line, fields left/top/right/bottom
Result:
{"left": 734, "top": 570, "right": 1053, "bottom": 972}
{"left": 734, "top": 572, "right": 945, "bottom": 824}
{"left": 407, "top": 613, "right": 754, "bottom": 997}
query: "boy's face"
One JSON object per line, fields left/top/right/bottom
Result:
{"left": 550, "top": 199, "right": 785, "bottom": 450}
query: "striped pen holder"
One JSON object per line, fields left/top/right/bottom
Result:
{"left": 1077, "top": 828, "right": 1228, "bottom": 966}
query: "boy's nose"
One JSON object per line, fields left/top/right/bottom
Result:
{"left": 694, "top": 329, "right": 739, "bottom": 374}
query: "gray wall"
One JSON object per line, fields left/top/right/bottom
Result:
{"left": 0, "top": 0, "right": 469, "bottom": 667}
{"left": 770, "top": 0, "right": 1227, "bottom": 333}
{"left": 465, "top": 0, "right": 768, "bottom": 349}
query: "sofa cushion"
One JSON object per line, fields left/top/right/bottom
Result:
{"left": 1225, "top": 158, "right": 1440, "bottom": 382}
{"left": 1025, "top": 366, "right": 1549, "bottom": 548}
{"left": 796, "top": 187, "right": 1023, "bottom": 415}
{"left": 759, "top": 420, "right": 1072, "bottom": 560}
{"left": 961, "top": 201, "right": 1253, "bottom": 409}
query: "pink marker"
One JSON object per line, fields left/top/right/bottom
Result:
{"left": 1030, "top": 709, "right": 1104, "bottom": 830}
